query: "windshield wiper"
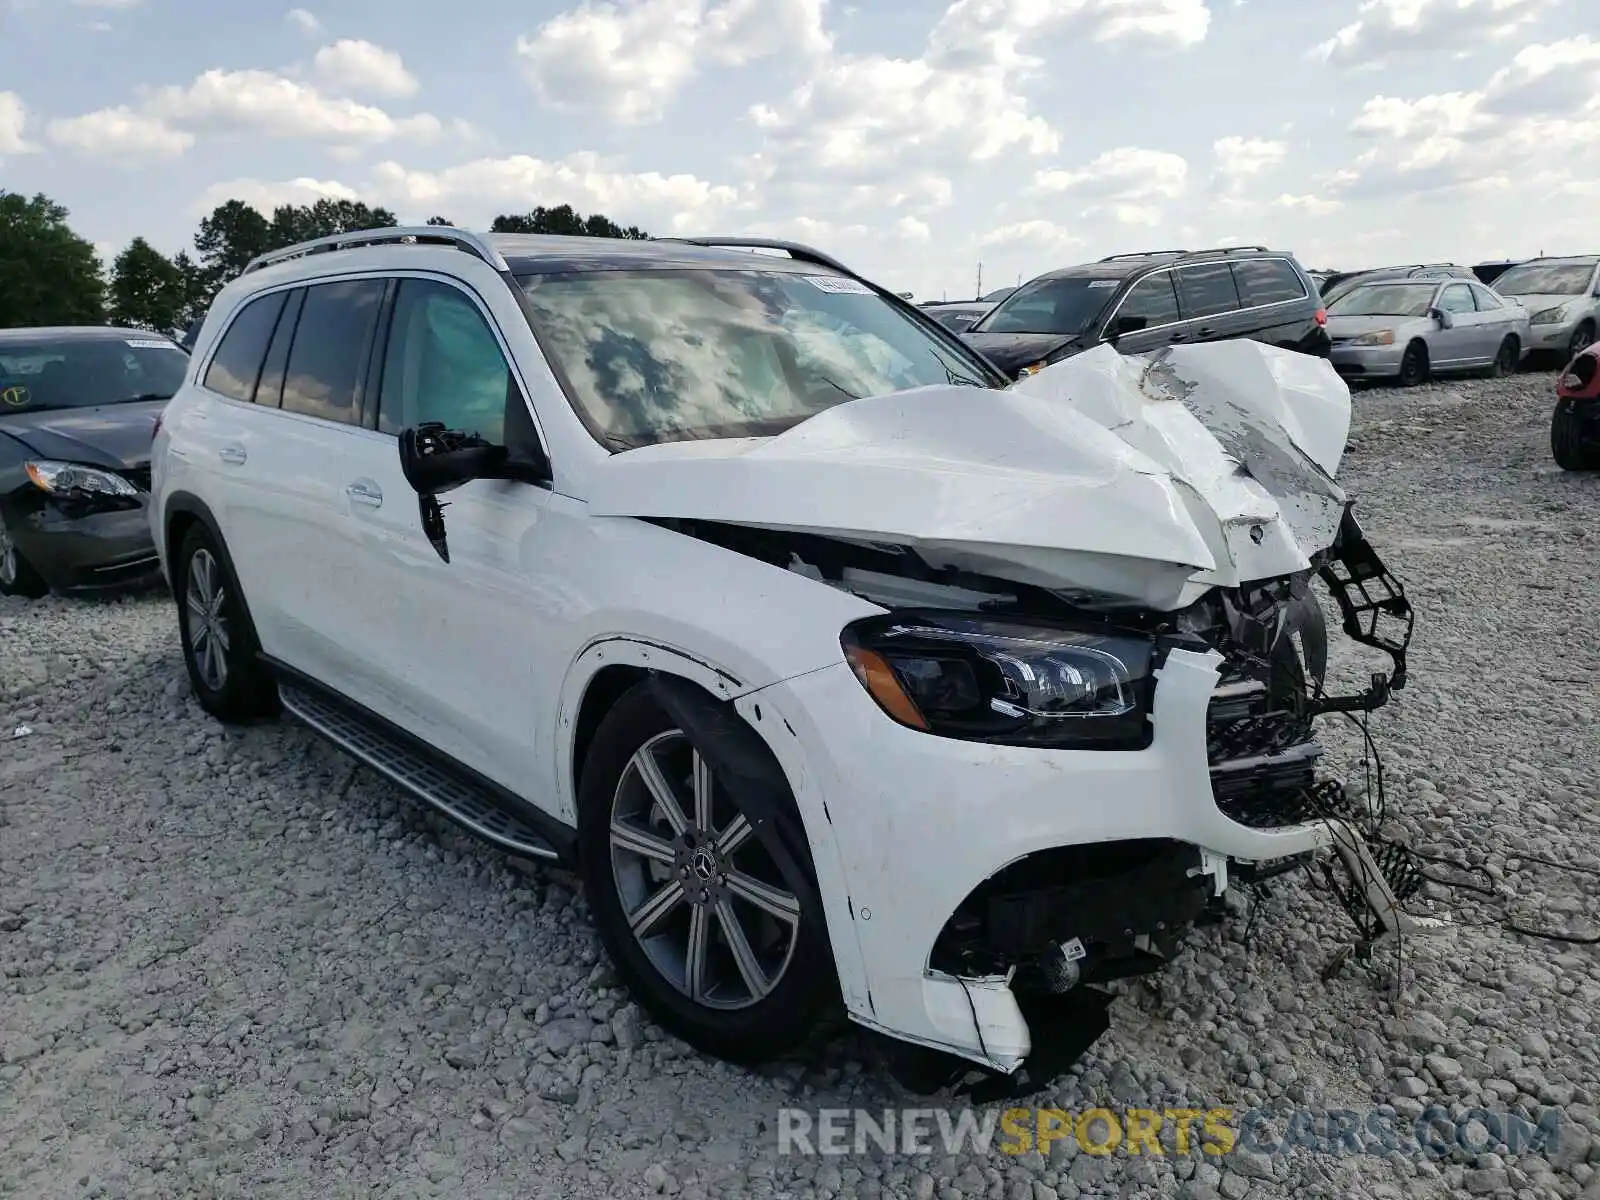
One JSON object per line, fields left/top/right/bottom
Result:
{"left": 123, "top": 393, "right": 176, "bottom": 403}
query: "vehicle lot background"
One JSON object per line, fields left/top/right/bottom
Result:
{"left": 2, "top": 368, "right": 1598, "bottom": 1200}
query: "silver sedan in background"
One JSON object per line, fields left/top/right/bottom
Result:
{"left": 1326, "top": 277, "right": 1530, "bottom": 386}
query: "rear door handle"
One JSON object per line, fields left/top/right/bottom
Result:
{"left": 219, "top": 444, "right": 246, "bottom": 466}
{"left": 346, "top": 481, "right": 383, "bottom": 508}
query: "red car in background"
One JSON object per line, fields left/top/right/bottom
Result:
{"left": 1553, "top": 344, "right": 1600, "bottom": 471}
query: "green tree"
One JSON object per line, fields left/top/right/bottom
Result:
{"left": 490, "top": 204, "right": 647, "bottom": 239}
{"left": 0, "top": 191, "right": 106, "bottom": 327}
{"left": 193, "top": 199, "right": 273, "bottom": 285}
{"left": 267, "top": 198, "right": 397, "bottom": 247}
{"left": 425, "top": 215, "right": 454, "bottom": 226}
{"left": 109, "top": 237, "right": 190, "bottom": 333}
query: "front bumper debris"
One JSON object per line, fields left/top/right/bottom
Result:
{"left": 745, "top": 503, "right": 1441, "bottom": 1100}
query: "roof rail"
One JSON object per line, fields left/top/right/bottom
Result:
{"left": 652, "top": 236, "right": 858, "bottom": 278}
{"left": 1099, "top": 250, "right": 1187, "bottom": 261}
{"left": 240, "top": 226, "right": 510, "bottom": 276}
{"left": 1201, "top": 245, "right": 1272, "bottom": 256}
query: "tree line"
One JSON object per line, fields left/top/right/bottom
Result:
{"left": 0, "top": 189, "right": 649, "bottom": 335}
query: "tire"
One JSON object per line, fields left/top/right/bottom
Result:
{"left": 1397, "top": 341, "right": 1429, "bottom": 387}
{"left": 577, "top": 681, "right": 836, "bottom": 1065}
{"left": 1569, "top": 321, "right": 1595, "bottom": 361}
{"left": 174, "top": 523, "right": 279, "bottom": 722}
{"left": 1551, "top": 400, "right": 1600, "bottom": 471}
{"left": 0, "top": 513, "right": 49, "bottom": 599}
{"left": 1488, "top": 335, "right": 1519, "bottom": 379}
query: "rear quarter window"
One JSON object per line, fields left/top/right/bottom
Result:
{"left": 1230, "top": 259, "right": 1307, "bottom": 307}
{"left": 1175, "top": 263, "right": 1242, "bottom": 319}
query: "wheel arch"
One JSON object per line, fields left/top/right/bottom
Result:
{"left": 556, "top": 638, "right": 871, "bottom": 1012}
{"left": 160, "top": 491, "right": 224, "bottom": 602}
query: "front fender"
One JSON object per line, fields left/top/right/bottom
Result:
{"left": 553, "top": 637, "right": 872, "bottom": 1015}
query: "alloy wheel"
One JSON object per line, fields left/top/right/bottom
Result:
{"left": 184, "top": 547, "right": 231, "bottom": 691}
{"left": 608, "top": 730, "right": 802, "bottom": 1010}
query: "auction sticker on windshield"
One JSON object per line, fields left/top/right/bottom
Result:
{"left": 808, "top": 276, "right": 875, "bottom": 295}
{"left": 1088, "top": 280, "right": 1119, "bottom": 288}
{"left": 125, "top": 339, "right": 175, "bottom": 349}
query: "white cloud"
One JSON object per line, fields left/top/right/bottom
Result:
{"left": 744, "top": 0, "right": 1208, "bottom": 218}
{"left": 313, "top": 39, "right": 420, "bottom": 99}
{"left": 1313, "top": 0, "right": 1554, "bottom": 68}
{"left": 286, "top": 7, "right": 321, "bottom": 34}
{"left": 978, "top": 219, "right": 1085, "bottom": 257}
{"left": 515, "top": 0, "right": 830, "bottom": 124}
{"left": 1274, "top": 193, "right": 1342, "bottom": 216}
{"left": 1034, "top": 147, "right": 1190, "bottom": 225}
{"left": 1212, "top": 135, "right": 1287, "bottom": 178}
{"left": 362, "top": 151, "right": 750, "bottom": 233}
{"left": 142, "top": 69, "right": 440, "bottom": 143}
{"left": 47, "top": 106, "right": 194, "bottom": 161}
{"left": 1331, "top": 36, "right": 1600, "bottom": 200}
{"left": 0, "top": 91, "right": 38, "bottom": 156}
{"left": 191, "top": 176, "right": 362, "bottom": 217}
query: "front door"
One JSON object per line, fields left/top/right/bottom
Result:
{"left": 1431, "top": 282, "right": 1481, "bottom": 367}
{"left": 1100, "top": 269, "right": 1190, "bottom": 353}
{"left": 335, "top": 274, "right": 552, "bottom": 794}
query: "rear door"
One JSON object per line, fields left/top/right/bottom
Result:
{"left": 1173, "top": 261, "right": 1251, "bottom": 345}
{"left": 1468, "top": 282, "right": 1518, "bottom": 359}
{"left": 227, "top": 276, "right": 388, "bottom": 682}
{"left": 1228, "top": 257, "right": 1316, "bottom": 347}
{"left": 1099, "top": 270, "right": 1190, "bottom": 352}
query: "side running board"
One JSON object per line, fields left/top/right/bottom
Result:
{"left": 278, "top": 682, "right": 561, "bottom": 862}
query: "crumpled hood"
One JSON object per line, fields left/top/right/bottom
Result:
{"left": 587, "top": 341, "right": 1352, "bottom": 611}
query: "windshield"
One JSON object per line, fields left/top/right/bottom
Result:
{"left": 1327, "top": 283, "right": 1438, "bottom": 317}
{"left": 1491, "top": 262, "right": 1595, "bottom": 296}
{"left": 0, "top": 337, "right": 187, "bottom": 414}
{"left": 970, "top": 276, "right": 1119, "bottom": 335}
{"left": 518, "top": 268, "right": 998, "bottom": 449}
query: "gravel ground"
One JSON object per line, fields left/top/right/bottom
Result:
{"left": 3, "top": 366, "right": 1598, "bottom": 1200}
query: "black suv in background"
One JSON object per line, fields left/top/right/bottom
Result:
{"left": 961, "top": 246, "right": 1330, "bottom": 379}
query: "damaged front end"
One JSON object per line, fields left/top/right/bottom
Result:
{"left": 866, "top": 503, "right": 1429, "bottom": 1100}
{"left": 590, "top": 339, "right": 1444, "bottom": 1098}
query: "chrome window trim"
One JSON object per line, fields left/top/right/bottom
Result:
{"left": 1098, "top": 255, "right": 1311, "bottom": 340}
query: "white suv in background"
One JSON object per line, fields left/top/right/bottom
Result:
{"left": 149, "top": 226, "right": 1430, "bottom": 1097}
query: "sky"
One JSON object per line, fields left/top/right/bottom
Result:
{"left": 0, "top": 0, "right": 1596, "bottom": 301}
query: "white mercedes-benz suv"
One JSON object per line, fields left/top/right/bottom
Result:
{"left": 149, "top": 227, "right": 1429, "bottom": 1097}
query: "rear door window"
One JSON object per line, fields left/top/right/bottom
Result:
{"left": 280, "top": 279, "right": 386, "bottom": 425}
{"left": 1175, "top": 263, "right": 1242, "bottom": 319}
{"left": 203, "top": 291, "right": 287, "bottom": 403}
{"left": 1230, "top": 259, "right": 1306, "bottom": 308}
{"left": 1469, "top": 284, "right": 1503, "bottom": 310}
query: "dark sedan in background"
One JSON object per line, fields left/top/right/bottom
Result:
{"left": 0, "top": 327, "right": 186, "bottom": 598}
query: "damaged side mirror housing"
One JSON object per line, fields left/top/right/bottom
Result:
{"left": 397, "top": 422, "right": 506, "bottom": 563}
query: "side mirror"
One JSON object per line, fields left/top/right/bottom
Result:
{"left": 397, "top": 422, "right": 505, "bottom": 562}
{"left": 1428, "top": 307, "right": 1454, "bottom": 329}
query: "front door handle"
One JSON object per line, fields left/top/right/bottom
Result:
{"left": 1196, "top": 326, "right": 1217, "bottom": 338}
{"left": 219, "top": 444, "right": 246, "bottom": 466}
{"left": 346, "top": 481, "right": 383, "bottom": 508}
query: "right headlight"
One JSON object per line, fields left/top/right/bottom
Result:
{"left": 1530, "top": 306, "right": 1567, "bottom": 325}
{"left": 840, "top": 611, "right": 1156, "bottom": 750}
